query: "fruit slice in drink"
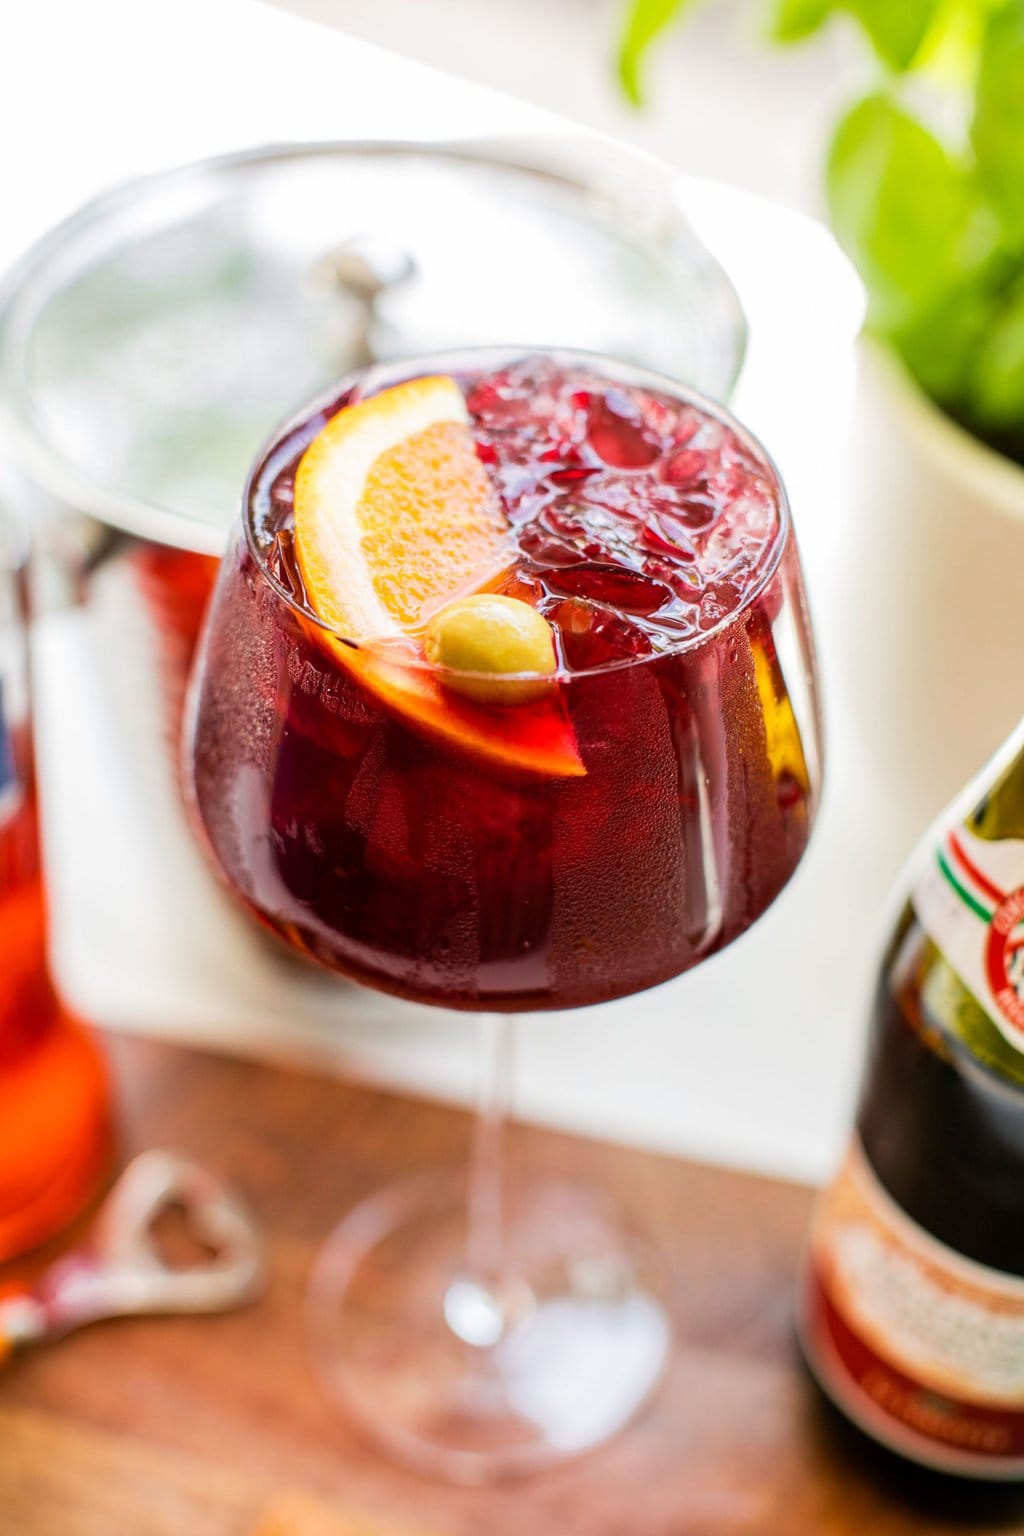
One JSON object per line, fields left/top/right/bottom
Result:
{"left": 293, "top": 375, "right": 583, "bottom": 778}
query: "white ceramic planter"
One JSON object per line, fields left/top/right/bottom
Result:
{"left": 879, "top": 347, "right": 1024, "bottom": 527}
{"left": 835, "top": 342, "right": 1024, "bottom": 846}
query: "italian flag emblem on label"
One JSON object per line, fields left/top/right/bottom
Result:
{"left": 926, "top": 828, "right": 1024, "bottom": 1041}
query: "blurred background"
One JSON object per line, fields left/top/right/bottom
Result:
{"left": 272, "top": 0, "right": 854, "bottom": 215}
{"left": 4, "top": 0, "right": 1024, "bottom": 1517}
{"left": 3, "top": 0, "right": 1023, "bottom": 1188}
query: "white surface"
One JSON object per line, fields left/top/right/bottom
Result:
{"left": 12, "top": 0, "right": 1007, "bottom": 1188}
{"left": 836, "top": 349, "right": 1024, "bottom": 838}
{"left": 2, "top": 4, "right": 552, "bottom": 262}
{"left": 271, "top": 0, "right": 857, "bottom": 218}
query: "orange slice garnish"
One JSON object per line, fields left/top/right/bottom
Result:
{"left": 293, "top": 376, "right": 584, "bottom": 777}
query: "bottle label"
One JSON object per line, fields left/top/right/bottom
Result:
{"left": 801, "top": 1138, "right": 1024, "bottom": 1475}
{"left": 913, "top": 824, "right": 1024, "bottom": 1054}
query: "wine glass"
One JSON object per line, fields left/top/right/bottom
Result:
{"left": 185, "top": 347, "right": 822, "bottom": 1481}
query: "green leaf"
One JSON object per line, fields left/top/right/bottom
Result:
{"left": 971, "top": 0, "right": 1024, "bottom": 241}
{"left": 970, "top": 274, "right": 1024, "bottom": 427}
{"left": 769, "top": 0, "right": 940, "bottom": 57}
{"left": 827, "top": 94, "right": 999, "bottom": 332}
{"left": 842, "top": 0, "right": 941, "bottom": 69}
{"left": 617, "top": 0, "right": 695, "bottom": 106}
{"left": 894, "top": 261, "right": 1024, "bottom": 459}
{"left": 892, "top": 261, "right": 1024, "bottom": 464}
{"left": 895, "top": 279, "right": 1000, "bottom": 405}
{"left": 913, "top": 0, "right": 998, "bottom": 86}
{"left": 768, "top": 0, "right": 834, "bottom": 43}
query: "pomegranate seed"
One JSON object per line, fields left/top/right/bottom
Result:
{"left": 662, "top": 448, "right": 706, "bottom": 487}
{"left": 465, "top": 382, "right": 504, "bottom": 417}
{"left": 639, "top": 513, "right": 698, "bottom": 562}
{"left": 548, "top": 598, "right": 654, "bottom": 668}
{"left": 518, "top": 524, "right": 586, "bottom": 569}
{"left": 670, "top": 568, "right": 704, "bottom": 604}
{"left": 587, "top": 395, "right": 661, "bottom": 469}
{"left": 545, "top": 564, "right": 673, "bottom": 615}
{"left": 673, "top": 409, "right": 701, "bottom": 445}
{"left": 674, "top": 495, "right": 717, "bottom": 531}
{"left": 549, "top": 465, "right": 599, "bottom": 486}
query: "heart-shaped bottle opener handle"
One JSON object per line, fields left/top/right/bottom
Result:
{"left": 0, "top": 1151, "right": 265, "bottom": 1360}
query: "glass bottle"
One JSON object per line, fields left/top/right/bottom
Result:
{"left": 0, "top": 510, "right": 112, "bottom": 1267}
{"left": 801, "top": 719, "right": 1024, "bottom": 1477}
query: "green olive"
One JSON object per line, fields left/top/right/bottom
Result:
{"left": 424, "top": 594, "right": 557, "bottom": 705}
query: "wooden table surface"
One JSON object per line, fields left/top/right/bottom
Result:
{"left": 2, "top": 1032, "right": 1022, "bottom": 1536}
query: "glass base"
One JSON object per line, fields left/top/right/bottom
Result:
{"left": 308, "top": 1169, "right": 670, "bottom": 1483}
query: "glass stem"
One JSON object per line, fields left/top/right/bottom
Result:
{"left": 466, "top": 1012, "right": 516, "bottom": 1297}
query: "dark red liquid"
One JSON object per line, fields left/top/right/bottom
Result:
{"left": 188, "top": 356, "right": 820, "bottom": 1010}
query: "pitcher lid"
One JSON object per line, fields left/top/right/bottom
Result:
{"left": 0, "top": 138, "right": 745, "bottom": 553}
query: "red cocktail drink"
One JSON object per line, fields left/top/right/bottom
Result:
{"left": 190, "top": 355, "right": 816, "bottom": 1012}
{"left": 185, "top": 349, "right": 821, "bottom": 1480}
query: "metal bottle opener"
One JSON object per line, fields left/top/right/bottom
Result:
{"left": 0, "top": 1150, "right": 265, "bottom": 1361}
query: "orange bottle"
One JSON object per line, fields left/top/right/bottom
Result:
{"left": 0, "top": 544, "right": 111, "bottom": 1262}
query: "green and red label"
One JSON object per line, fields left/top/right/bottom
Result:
{"left": 987, "top": 885, "right": 1024, "bottom": 1035}
{"left": 915, "top": 826, "right": 1024, "bottom": 1050}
